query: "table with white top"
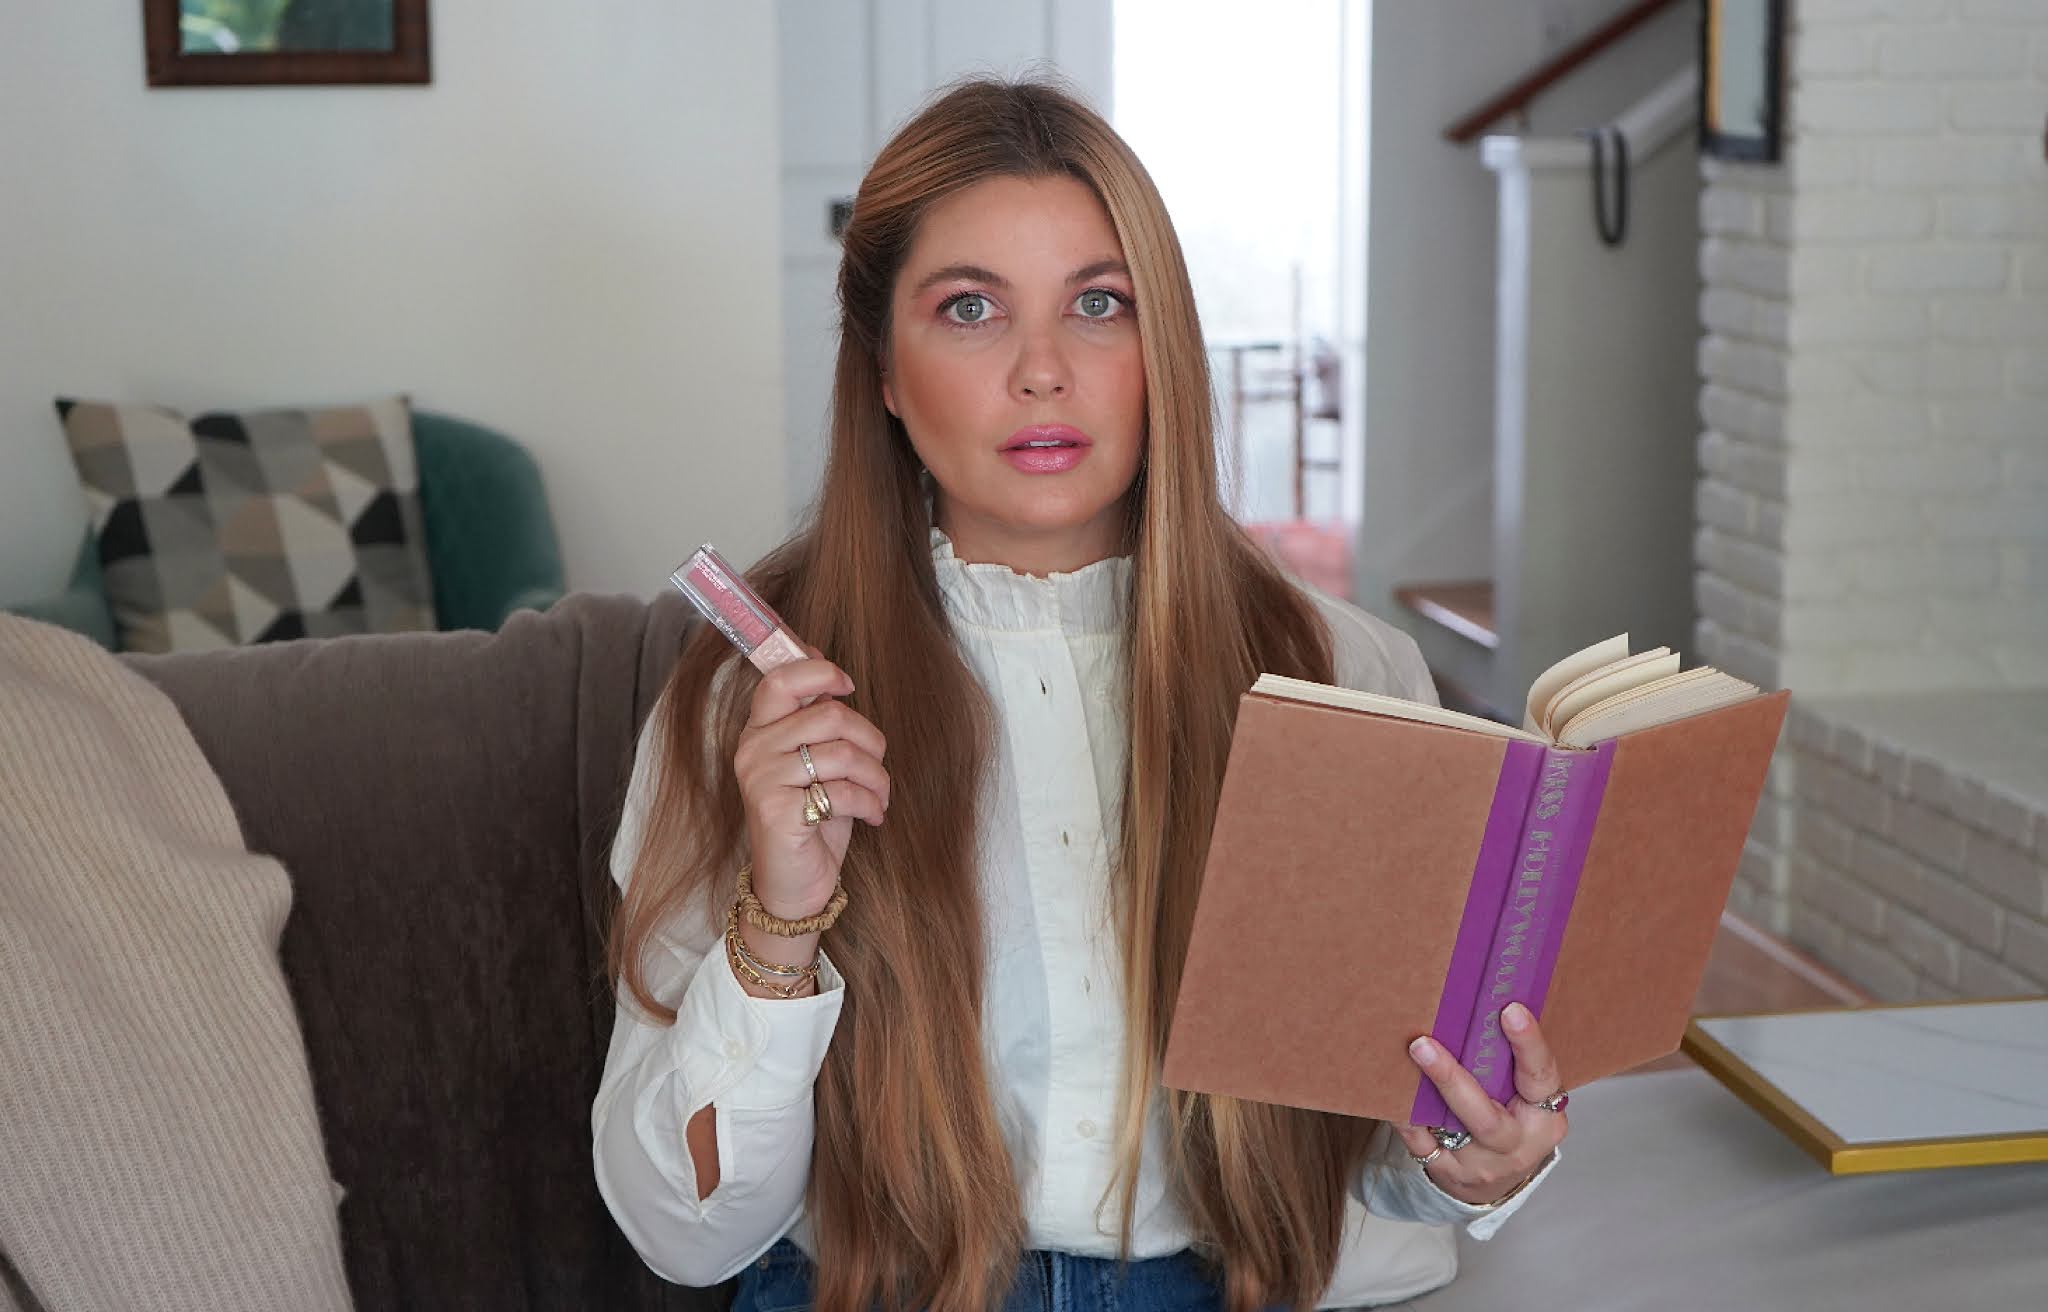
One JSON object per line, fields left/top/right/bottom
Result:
{"left": 1401, "top": 1002, "right": 2048, "bottom": 1310}
{"left": 1684, "top": 998, "right": 2048, "bottom": 1173}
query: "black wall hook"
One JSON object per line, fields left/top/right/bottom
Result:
{"left": 1583, "top": 125, "right": 1630, "bottom": 247}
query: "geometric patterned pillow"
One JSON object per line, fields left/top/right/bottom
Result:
{"left": 54, "top": 394, "right": 438, "bottom": 653}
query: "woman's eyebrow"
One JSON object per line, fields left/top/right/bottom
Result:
{"left": 1067, "top": 259, "right": 1129, "bottom": 283}
{"left": 912, "top": 263, "right": 1007, "bottom": 295}
{"left": 909, "top": 258, "right": 1131, "bottom": 297}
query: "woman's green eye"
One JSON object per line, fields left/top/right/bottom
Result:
{"left": 1078, "top": 290, "right": 1116, "bottom": 318}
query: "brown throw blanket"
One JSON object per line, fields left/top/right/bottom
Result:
{"left": 0, "top": 617, "right": 354, "bottom": 1312}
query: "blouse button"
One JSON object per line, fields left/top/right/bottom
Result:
{"left": 724, "top": 1039, "right": 746, "bottom": 1060}
{"left": 1076, "top": 1118, "right": 1098, "bottom": 1140}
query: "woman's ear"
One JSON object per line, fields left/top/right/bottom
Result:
{"left": 881, "top": 371, "right": 898, "bottom": 418}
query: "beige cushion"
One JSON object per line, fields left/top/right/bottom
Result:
{"left": 0, "top": 615, "right": 353, "bottom": 1312}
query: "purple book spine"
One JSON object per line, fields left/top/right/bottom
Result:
{"left": 1408, "top": 741, "right": 1544, "bottom": 1131}
{"left": 1415, "top": 740, "right": 1614, "bottom": 1136}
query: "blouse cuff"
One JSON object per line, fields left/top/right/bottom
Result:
{"left": 1422, "top": 1148, "right": 1560, "bottom": 1241}
{"left": 666, "top": 944, "right": 845, "bottom": 1113}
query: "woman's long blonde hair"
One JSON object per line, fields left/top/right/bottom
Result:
{"left": 610, "top": 78, "right": 1373, "bottom": 1311}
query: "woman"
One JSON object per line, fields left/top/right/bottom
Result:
{"left": 595, "top": 79, "right": 1566, "bottom": 1312}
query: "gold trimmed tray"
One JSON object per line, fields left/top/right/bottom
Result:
{"left": 1682, "top": 995, "right": 2048, "bottom": 1175}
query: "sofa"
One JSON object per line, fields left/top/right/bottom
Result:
{"left": 8, "top": 410, "right": 567, "bottom": 650}
{"left": 3, "top": 592, "right": 721, "bottom": 1311}
{"left": 6, "top": 595, "right": 2046, "bottom": 1312}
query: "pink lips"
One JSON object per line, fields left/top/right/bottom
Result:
{"left": 1001, "top": 424, "right": 1093, "bottom": 474}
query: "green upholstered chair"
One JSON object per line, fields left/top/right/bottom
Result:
{"left": 7, "top": 411, "right": 566, "bottom": 650}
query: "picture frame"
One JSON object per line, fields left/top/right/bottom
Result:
{"left": 1698, "top": 0, "right": 1783, "bottom": 162}
{"left": 144, "top": 0, "right": 430, "bottom": 87}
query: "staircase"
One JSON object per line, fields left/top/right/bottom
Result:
{"left": 1398, "top": 31, "right": 1703, "bottom": 720}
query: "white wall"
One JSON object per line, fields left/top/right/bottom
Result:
{"left": 0, "top": 0, "right": 784, "bottom": 606}
{"left": 1356, "top": 0, "right": 1697, "bottom": 617}
{"left": 1482, "top": 90, "right": 1704, "bottom": 714}
{"left": 777, "top": 0, "right": 1113, "bottom": 516}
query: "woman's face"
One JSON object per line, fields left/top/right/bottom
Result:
{"left": 883, "top": 174, "right": 1146, "bottom": 576}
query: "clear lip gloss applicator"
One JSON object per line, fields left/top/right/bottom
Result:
{"left": 670, "top": 545, "right": 809, "bottom": 675}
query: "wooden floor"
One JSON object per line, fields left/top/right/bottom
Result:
{"left": 1243, "top": 520, "right": 1353, "bottom": 599}
{"left": 1625, "top": 911, "right": 1873, "bottom": 1075}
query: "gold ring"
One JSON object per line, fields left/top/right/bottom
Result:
{"left": 806, "top": 781, "right": 833, "bottom": 823}
{"left": 799, "top": 743, "right": 818, "bottom": 784}
{"left": 1411, "top": 1145, "right": 1445, "bottom": 1168}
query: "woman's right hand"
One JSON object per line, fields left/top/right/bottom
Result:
{"left": 733, "top": 654, "right": 890, "bottom": 920}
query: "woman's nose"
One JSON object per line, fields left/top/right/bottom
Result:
{"left": 1010, "top": 330, "right": 1072, "bottom": 400}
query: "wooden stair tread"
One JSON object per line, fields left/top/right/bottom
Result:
{"left": 1395, "top": 580, "right": 1498, "bottom": 650}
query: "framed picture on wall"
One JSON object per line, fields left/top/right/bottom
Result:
{"left": 144, "top": 0, "right": 430, "bottom": 86}
{"left": 1699, "top": 0, "right": 1783, "bottom": 161}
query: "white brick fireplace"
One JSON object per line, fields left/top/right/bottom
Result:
{"left": 1694, "top": 0, "right": 2048, "bottom": 999}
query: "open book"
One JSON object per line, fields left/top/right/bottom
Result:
{"left": 1255, "top": 634, "right": 1759, "bottom": 751}
{"left": 1162, "top": 636, "right": 1788, "bottom": 1134}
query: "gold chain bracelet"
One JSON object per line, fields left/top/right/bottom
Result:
{"left": 735, "top": 863, "right": 847, "bottom": 937}
{"left": 724, "top": 915, "right": 819, "bottom": 1000}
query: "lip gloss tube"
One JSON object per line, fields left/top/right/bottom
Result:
{"left": 671, "top": 545, "right": 809, "bottom": 675}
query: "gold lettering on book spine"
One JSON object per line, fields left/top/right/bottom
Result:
{"left": 1472, "top": 754, "right": 1575, "bottom": 1081}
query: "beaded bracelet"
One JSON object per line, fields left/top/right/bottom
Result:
{"left": 735, "top": 863, "right": 848, "bottom": 937}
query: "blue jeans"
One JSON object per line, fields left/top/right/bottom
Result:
{"left": 731, "top": 1237, "right": 1258, "bottom": 1312}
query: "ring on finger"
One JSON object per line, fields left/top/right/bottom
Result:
{"left": 1535, "top": 1090, "right": 1570, "bottom": 1112}
{"left": 1410, "top": 1145, "right": 1446, "bottom": 1168}
{"left": 798, "top": 742, "right": 819, "bottom": 784}
{"left": 806, "top": 780, "right": 834, "bottom": 824}
{"left": 1427, "top": 1126, "right": 1474, "bottom": 1153}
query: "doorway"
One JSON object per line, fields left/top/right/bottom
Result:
{"left": 1113, "top": 0, "right": 1357, "bottom": 597}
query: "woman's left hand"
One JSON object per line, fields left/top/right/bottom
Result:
{"left": 1396, "top": 1002, "right": 1570, "bottom": 1207}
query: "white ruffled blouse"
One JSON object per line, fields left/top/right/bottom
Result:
{"left": 593, "top": 531, "right": 1555, "bottom": 1306}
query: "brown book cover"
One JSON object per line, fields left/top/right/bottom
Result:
{"left": 1161, "top": 688, "right": 1790, "bottom": 1122}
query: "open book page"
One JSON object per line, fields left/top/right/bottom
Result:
{"left": 1557, "top": 668, "right": 1762, "bottom": 747}
{"left": 1541, "top": 648, "right": 1680, "bottom": 739}
{"left": 1255, "top": 638, "right": 1762, "bottom": 750}
{"left": 1250, "top": 675, "right": 1549, "bottom": 744}
{"left": 1523, "top": 635, "right": 1631, "bottom": 733}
